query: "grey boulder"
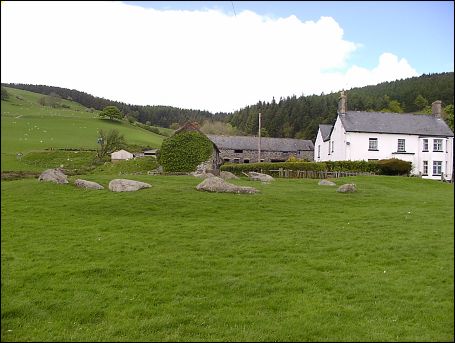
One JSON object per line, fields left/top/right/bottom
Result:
{"left": 196, "top": 176, "right": 258, "bottom": 194}
{"left": 318, "top": 179, "right": 336, "bottom": 186}
{"left": 337, "top": 183, "right": 357, "bottom": 193}
{"left": 74, "top": 179, "right": 104, "bottom": 190}
{"left": 38, "top": 168, "right": 68, "bottom": 184}
{"left": 219, "top": 171, "right": 239, "bottom": 180}
{"left": 247, "top": 171, "right": 274, "bottom": 182}
{"left": 109, "top": 179, "right": 152, "bottom": 192}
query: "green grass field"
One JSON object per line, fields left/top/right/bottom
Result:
{"left": 1, "top": 87, "right": 167, "bottom": 171}
{"left": 1, "top": 175, "right": 453, "bottom": 341}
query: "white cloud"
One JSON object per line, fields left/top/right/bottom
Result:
{"left": 1, "top": 1, "right": 418, "bottom": 113}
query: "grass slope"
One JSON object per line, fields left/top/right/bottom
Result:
{"left": 1, "top": 175, "right": 453, "bottom": 341}
{"left": 1, "top": 87, "right": 166, "bottom": 171}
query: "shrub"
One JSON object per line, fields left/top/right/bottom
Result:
{"left": 376, "top": 158, "right": 412, "bottom": 176}
{"left": 325, "top": 160, "right": 378, "bottom": 173}
{"left": 158, "top": 131, "right": 213, "bottom": 172}
{"left": 221, "top": 161, "right": 327, "bottom": 175}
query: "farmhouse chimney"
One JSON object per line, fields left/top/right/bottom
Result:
{"left": 432, "top": 100, "right": 442, "bottom": 118}
{"left": 338, "top": 90, "right": 347, "bottom": 114}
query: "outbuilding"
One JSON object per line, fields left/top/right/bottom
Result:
{"left": 111, "top": 149, "right": 134, "bottom": 162}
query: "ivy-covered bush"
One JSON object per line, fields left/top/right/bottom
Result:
{"left": 158, "top": 131, "right": 213, "bottom": 172}
{"left": 375, "top": 158, "right": 412, "bottom": 175}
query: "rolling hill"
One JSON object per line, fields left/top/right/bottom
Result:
{"left": 0, "top": 87, "right": 170, "bottom": 171}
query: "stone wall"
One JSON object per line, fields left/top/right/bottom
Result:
{"left": 219, "top": 149, "right": 314, "bottom": 163}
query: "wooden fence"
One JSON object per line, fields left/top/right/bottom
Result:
{"left": 268, "top": 168, "right": 375, "bottom": 179}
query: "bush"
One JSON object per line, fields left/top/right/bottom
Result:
{"left": 325, "top": 160, "right": 378, "bottom": 173}
{"left": 221, "top": 161, "right": 327, "bottom": 175}
{"left": 158, "top": 131, "right": 213, "bottom": 172}
{"left": 376, "top": 158, "right": 412, "bottom": 176}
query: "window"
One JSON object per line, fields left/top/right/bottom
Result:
{"left": 233, "top": 158, "right": 240, "bottom": 164}
{"left": 328, "top": 141, "right": 331, "bottom": 155}
{"left": 243, "top": 159, "right": 250, "bottom": 164}
{"left": 397, "top": 139, "right": 405, "bottom": 152}
{"left": 223, "top": 158, "right": 230, "bottom": 163}
{"left": 234, "top": 149, "right": 243, "bottom": 153}
{"left": 433, "top": 139, "right": 442, "bottom": 152}
{"left": 331, "top": 141, "right": 334, "bottom": 153}
{"left": 433, "top": 161, "right": 442, "bottom": 175}
{"left": 317, "top": 145, "right": 320, "bottom": 158}
{"left": 423, "top": 161, "right": 428, "bottom": 175}
{"left": 422, "top": 139, "right": 428, "bottom": 151}
{"left": 369, "top": 138, "right": 378, "bottom": 151}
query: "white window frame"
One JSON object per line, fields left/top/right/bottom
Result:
{"left": 422, "top": 139, "right": 428, "bottom": 151}
{"left": 432, "top": 161, "right": 442, "bottom": 175}
{"left": 433, "top": 139, "right": 443, "bottom": 152}
{"left": 423, "top": 161, "right": 428, "bottom": 175}
{"left": 369, "top": 138, "right": 378, "bottom": 151}
{"left": 317, "top": 145, "right": 320, "bottom": 158}
{"left": 398, "top": 139, "right": 406, "bottom": 152}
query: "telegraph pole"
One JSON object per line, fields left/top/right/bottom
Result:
{"left": 258, "top": 112, "right": 261, "bottom": 163}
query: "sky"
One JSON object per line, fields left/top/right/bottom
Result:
{"left": 1, "top": 1, "right": 454, "bottom": 113}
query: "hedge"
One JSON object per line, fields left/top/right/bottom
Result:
{"left": 221, "top": 159, "right": 410, "bottom": 176}
{"left": 221, "top": 161, "right": 327, "bottom": 175}
{"left": 376, "top": 158, "right": 412, "bottom": 175}
{"left": 158, "top": 131, "right": 213, "bottom": 172}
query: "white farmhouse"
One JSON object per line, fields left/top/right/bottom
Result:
{"left": 111, "top": 149, "right": 134, "bottom": 162}
{"left": 314, "top": 92, "right": 454, "bottom": 181}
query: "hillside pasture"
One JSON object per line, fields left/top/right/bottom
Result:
{"left": 1, "top": 87, "right": 166, "bottom": 171}
{"left": 1, "top": 175, "right": 453, "bottom": 342}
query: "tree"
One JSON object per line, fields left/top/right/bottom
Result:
{"left": 443, "top": 104, "right": 454, "bottom": 132}
{"left": 414, "top": 94, "right": 428, "bottom": 110}
{"left": 1, "top": 87, "right": 9, "bottom": 100}
{"left": 99, "top": 106, "right": 123, "bottom": 120}
{"left": 96, "top": 129, "right": 126, "bottom": 159}
{"left": 381, "top": 99, "right": 404, "bottom": 113}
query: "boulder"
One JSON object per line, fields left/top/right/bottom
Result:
{"left": 74, "top": 179, "right": 104, "bottom": 190}
{"left": 191, "top": 172, "right": 215, "bottom": 179}
{"left": 38, "top": 168, "right": 68, "bottom": 184}
{"left": 108, "top": 179, "right": 152, "bottom": 192}
{"left": 196, "top": 176, "right": 258, "bottom": 194}
{"left": 219, "top": 171, "right": 239, "bottom": 180}
{"left": 318, "top": 179, "right": 336, "bottom": 186}
{"left": 247, "top": 171, "right": 274, "bottom": 182}
{"left": 337, "top": 183, "right": 357, "bottom": 193}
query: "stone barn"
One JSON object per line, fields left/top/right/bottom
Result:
{"left": 206, "top": 135, "right": 314, "bottom": 163}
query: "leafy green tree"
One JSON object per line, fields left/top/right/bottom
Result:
{"left": 443, "top": 104, "right": 454, "bottom": 132}
{"left": 1, "top": 87, "right": 9, "bottom": 100}
{"left": 99, "top": 106, "right": 123, "bottom": 120}
{"left": 414, "top": 94, "right": 428, "bottom": 110}
{"left": 381, "top": 99, "right": 404, "bottom": 113}
{"left": 169, "top": 122, "right": 180, "bottom": 130}
{"left": 96, "top": 129, "right": 126, "bottom": 159}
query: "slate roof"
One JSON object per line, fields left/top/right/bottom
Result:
{"left": 318, "top": 124, "right": 333, "bottom": 141}
{"left": 339, "top": 111, "right": 454, "bottom": 137}
{"left": 206, "top": 135, "right": 314, "bottom": 152}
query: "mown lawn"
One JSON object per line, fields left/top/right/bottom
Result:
{"left": 1, "top": 175, "right": 453, "bottom": 342}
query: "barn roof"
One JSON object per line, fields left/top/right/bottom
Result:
{"left": 206, "top": 135, "right": 314, "bottom": 152}
{"left": 340, "top": 111, "right": 454, "bottom": 137}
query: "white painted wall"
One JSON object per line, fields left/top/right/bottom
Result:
{"left": 111, "top": 149, "right": 133, "bottom": 160}
{"left": 328, "top": 116, "right": 346, "bottom": 161}
{"left": 314, "top": 128, "right": 330, "bottom": 162}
